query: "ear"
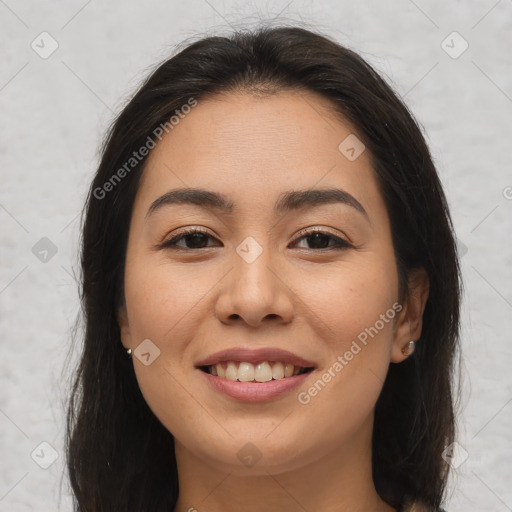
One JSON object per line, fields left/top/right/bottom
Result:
{"left": 391, "top": 266, "right": 430, "bottom": 363}
{"left": 117, "top": 304, "right": 132, "bottom": 351}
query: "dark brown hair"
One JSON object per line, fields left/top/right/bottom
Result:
{"left": 65, "top": 24, "right": 462, "bottom": 511}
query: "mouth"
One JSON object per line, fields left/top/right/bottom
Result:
{"left": 195, "top": 348, "right": 317, "bottom": 402}
{"left": 199, "top": 361, "right": 315, "bottom": 383}
{"left": 195, "top": 347, "right": 317, "bottom": 384}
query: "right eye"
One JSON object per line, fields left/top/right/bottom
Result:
{"left": 160, "top": 228, "right": 221, "bottom": 250}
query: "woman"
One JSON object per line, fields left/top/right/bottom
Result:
{"left": 66, "top": 24, "right": 462, "bottom": 512}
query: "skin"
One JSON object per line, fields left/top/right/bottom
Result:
{"left": 118, "top": 90, "right": 429, "bottom": 512}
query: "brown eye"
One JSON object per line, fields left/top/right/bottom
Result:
{"left": 161, "top": 228, "right": 220, "bottom": 250}
{"left": 291, "top": 229, "right": 352, "bottom": 250}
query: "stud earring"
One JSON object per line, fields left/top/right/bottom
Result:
{"left": 401, "top": 340, "right": 416, "bottom": 357}
{"left": 126, "top": 348, "right": 132, "bottom": 358}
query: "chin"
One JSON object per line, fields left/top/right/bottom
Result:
{"left": 179, "top": 427, "right": 318, "bottom": 476}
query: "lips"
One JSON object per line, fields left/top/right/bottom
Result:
{"left": 195, "top": 348, "right": 316, "bottom": 400}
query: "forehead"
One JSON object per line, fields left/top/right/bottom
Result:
{"left": 135, "top": 90, "right": 385, "bottom": 220}
{"left": 146, "top": 90, "right": 355, "bottom": 165}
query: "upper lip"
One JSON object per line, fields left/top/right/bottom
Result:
{"left": 195, "top": 347, "right": 316, "bottom": 368}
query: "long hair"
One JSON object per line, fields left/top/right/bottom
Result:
{"left": 65, "top": 24, "right": 462, "bottom": 511}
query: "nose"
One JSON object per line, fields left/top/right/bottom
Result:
{"left": 214, "top": 241, "right": 295, "bottom": 328}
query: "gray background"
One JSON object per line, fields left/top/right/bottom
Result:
{"left": 1, "top": 1, "right": 511, "bottom": 510}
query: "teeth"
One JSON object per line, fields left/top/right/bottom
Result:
{"left": 272, "top": 361, "right": 284, "bottom": 379}
{"left": 215, "top": 363, "right": 225, "bottom": 378}
{"left": 254, "top": 362, "right": 272, "bottom": 382}
{"left": 238, "top": 362, "right": 254, "bottom": 382}
{"left": 225, "top": 361, "right": 238, "bottom": 381}
{"left": 207, "top": 361, "right": 309, "bottom": 382}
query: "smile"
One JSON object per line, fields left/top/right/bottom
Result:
{"left": 195, "top": 347, "right": 317, "bottom": 401}
{"left": 200, "top": 361, "right": 314, "bottom": 382}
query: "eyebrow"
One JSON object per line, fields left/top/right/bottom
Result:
{"left": 145, "top": 187, "right": 370, "bottom": 222}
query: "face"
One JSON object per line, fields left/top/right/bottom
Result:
{"left": 118, "top": 90, "right": 428, "bottom": 475}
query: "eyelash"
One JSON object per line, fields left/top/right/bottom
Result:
{"left": 159, "top": 227, "right": 352, "bottom": 252}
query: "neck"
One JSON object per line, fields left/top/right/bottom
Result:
{"left": 172, "top": 420, "right": 396, "bottom": 512}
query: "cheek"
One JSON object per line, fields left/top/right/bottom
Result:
{"left": 123, "top": 257, "right": 211, "bottom": 349}
{"left": 122, "top": 254, "right": 230, "bottom": 427}
{"left": 294, "top": 256, "right": 399, "bottom": 349}
{"left": 290, "top": 259, "right": 398, "bottom": 434}
{"left": 124, "top": 261, "right": 207, "bottom": 437}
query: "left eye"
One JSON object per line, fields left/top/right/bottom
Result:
{"left": 160, "top": 228, "right": 351, "bottom": 251}
{"left": 291, "top": 229, "right": 351, "bottom": 250}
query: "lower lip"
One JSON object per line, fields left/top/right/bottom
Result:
{"left": 200, "top": 369, "right": 313, "bottom": 402}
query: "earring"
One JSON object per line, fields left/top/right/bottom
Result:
{"left": 401, "top": 340, "right": 416, "bottom": 357}
{"left": 126, "top": 348, "right": 132, "bottom": 358}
